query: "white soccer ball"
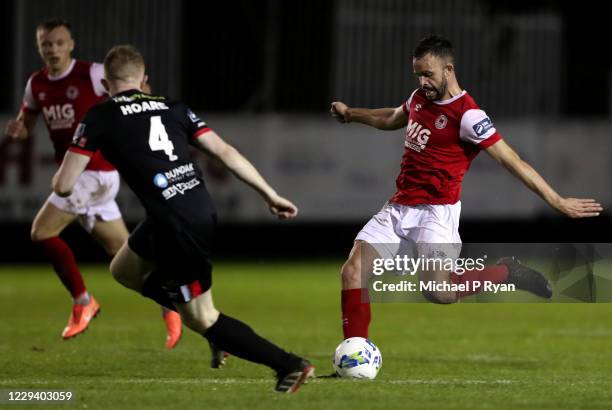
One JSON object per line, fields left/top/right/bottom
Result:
{"left": 333, "top": 337, "right": 382, "bottom": 379}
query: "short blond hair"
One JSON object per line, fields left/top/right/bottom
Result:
{"left": 104, "top": 45, "right": 145, "bottom": 83}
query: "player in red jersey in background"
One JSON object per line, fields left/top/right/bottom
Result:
{"left": 4, "top": 19, "right": 182, "bottom": 347}
{"left": 330, "top": 34, "right": 603, "bottom": 339}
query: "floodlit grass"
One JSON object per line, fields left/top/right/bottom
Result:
{"left": 1, "top": 263, "right": 611, "bottom": 409}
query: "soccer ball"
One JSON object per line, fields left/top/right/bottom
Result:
{"left": 333, "top": 337, "right": 382, "bottom": 379}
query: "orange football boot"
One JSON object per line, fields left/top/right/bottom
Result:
{"left": 163, "top": 310, "right": 182, "bottom": 349}
{"left": 62, "top": 296, "right": 100, "bottom": 339}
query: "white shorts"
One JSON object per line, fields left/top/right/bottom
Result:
{"left": 48, "top": 170, "right": 122, "bottom": 232}
{"left": 356, "top": 201, "right": 462, "bottom": 260}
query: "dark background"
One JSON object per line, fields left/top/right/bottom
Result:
{"left": 1, "top": 0, "right": 610, "bottom": 262}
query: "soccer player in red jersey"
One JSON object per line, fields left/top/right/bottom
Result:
{"left": 4, "top": 19, "right": 182, "bottom": 347}
{"left": 330, "top": 35, "right": 603, "bottom": 339}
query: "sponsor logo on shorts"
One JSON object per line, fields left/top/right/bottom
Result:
{"left": 473, "top": 117, "right": 494, "bottom": 136}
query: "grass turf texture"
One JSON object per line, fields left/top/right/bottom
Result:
{"left": 1, "top": 263, "right": 611, "bottom": 409}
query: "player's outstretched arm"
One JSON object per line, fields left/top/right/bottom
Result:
{"left": 52, "top": 151, "right": 92, "bottom": 197}
{"left": 330, "top": 101, "right": 407, "bottom": 130}
{"left": 194, "top": 131, "right": 298, "bottom": 219}
{"left": 4, "top": 110, "right": 38, "bottom": 140}
{"left": 485, "top": 139, "right": 603, "bottom": 218}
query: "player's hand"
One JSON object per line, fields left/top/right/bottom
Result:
{"left": 267, "top": 194, "right": 298, "bottom": 220}
{"left": 330, "top": 101, "right": 350, "bottom": 123}
{"left": 5, "top": 119, "right": 27, "bottom": 140}
{"left": 555, "top": 197, "right": 603, "bottom": 218}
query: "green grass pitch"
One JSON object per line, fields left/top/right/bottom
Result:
{"left": 1, "top": 262, "right": 611, "bottom": 409}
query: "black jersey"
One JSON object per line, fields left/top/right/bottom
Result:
{"left": 69, "top": 89, "right": 216, "bottom": 229}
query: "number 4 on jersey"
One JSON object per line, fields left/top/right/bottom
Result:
{"left": 149, "top": 116, "right": 177, "bottom": 161}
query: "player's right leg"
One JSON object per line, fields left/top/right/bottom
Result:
{"left": 30, "top": 201, "right": 99, "bottom": 339}
{"left": 340, "top": 240, "right": 381, "bottom": 339}
{"left": 341, "top": 203, "right": 402, "bottom": 339}
{"left": 175, "top": 290, "right": 314, "bottom": 393}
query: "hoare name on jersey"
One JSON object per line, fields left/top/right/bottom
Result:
{"left": 119, "top": 100, "right": 169, "bottom": 116}
{"left": 405, "top": 119, "right": 431, "bottom": 152}
{"left": 114, "top": 93, "right": 169, "bottom": 116}
{"left": 43, "top": 103, "right": 75, "bottom": 130}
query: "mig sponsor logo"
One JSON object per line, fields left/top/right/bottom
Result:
{"left": 405, "top": 119, "right": 431, "bottom": 152}
{"left": 43, "top": 103, "right": 75, "bottom": 130}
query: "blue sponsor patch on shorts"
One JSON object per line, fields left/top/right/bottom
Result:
{"left": 473, "top": 117, "right": 494, "bottom": 136}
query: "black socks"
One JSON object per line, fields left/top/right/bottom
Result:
{"left": 205, "top": 313, "right": 302, "bottom": 373}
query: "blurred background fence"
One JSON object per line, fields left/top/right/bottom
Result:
{"left": 1, "top": 0, "right": 610, "bottom": 261}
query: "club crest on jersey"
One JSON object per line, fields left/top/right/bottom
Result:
{"left": 415, "top": 103, "right": 422, "bottom": 112}
{"left": 66, "top": 86, "right": 79, "bottom": 100}
{"left": 434, "top": 115, "right": 448, "bottom": 130}
{"left": 38, "top": 92, "right": 46, "bottom": 101}
{"left": 405, "top": 119, "right": 431, "bottom": 152}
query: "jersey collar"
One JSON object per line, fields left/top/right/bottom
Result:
{"left": 47, "top": 59, "right": 76, "bottom": 81}
{"left": 433, "top": 90, "right": 467, "bottom": 105}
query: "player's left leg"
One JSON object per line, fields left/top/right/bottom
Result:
{"left": 175, "top": 289, "right": 314, "bottom": 393}
{"left": 412, "top": 203, "right": 551, "bottom": 302}
{"left": 109, "top": 240, "right": 183, "bottom": 348}
{"left": 85, "top": 171, "right": 183, "bottom": 349}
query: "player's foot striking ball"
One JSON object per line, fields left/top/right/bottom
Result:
{"left": 275, "top": 359, "right": 315, "bottom": 393}
{"left": 53, "top": 44, "right": 312, "bottom": 393}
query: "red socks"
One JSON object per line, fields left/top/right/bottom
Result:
{"left": 341, "top": 289, "right": 371, "bottom": 339}
{"left": 37, "top": 237, "right": 86, "bottom": 298}
{"left": 451, "top": 265, "right": 509, "bottom": 299}
{"left": 341, "top": 266, "right": 509, "bottom": 338}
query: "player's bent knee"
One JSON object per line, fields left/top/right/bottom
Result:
{"left": 341, "top": 259, "right": 362, "bottom": 289}
{"left": 30, "top": 225, "right": 51, "bottom": 242}
{"left": 179, "top": 306, "right": 220, "bottom": 334}
{"left": 422, "top": 290, "right": 458, "bottom": 304}
{"left": 109, "top": 258, "right": 138, "bottom": 290}
{"left": 103, "top": 239, "right": 125, "bottom": 257}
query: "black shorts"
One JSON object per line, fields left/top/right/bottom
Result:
{"left": 128, "top": 217, "right": 216, "bottom": 302}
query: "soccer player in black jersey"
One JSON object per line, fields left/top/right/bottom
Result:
{"left": 52, "top": 45, "right": 314, "bottom": 393}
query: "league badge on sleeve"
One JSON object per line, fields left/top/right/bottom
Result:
{"left": 473, "top": 117, "right": 493, "bottom": 136}
{"left": 186, "top": 109, "right": 201, "bottom": 123}
{"left": 72, "top": 123, "right": 86, "bottom": 144}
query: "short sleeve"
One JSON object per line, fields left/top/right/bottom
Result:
{"left": 402, "top": 89, "right": 419, "bottom": 115}
{"left": 459, "top": 109, "right": 502, "bottom": 148}
{"left": 68, "top": 108, "right": 105, "bottom": 156}
{"left": 181, "top": 105, "right": 211, "bottom": 141}
{"left": 89, "top": 63, "right": 107, "bottom": 97}
{"left": 21, "top": 76, "right": 39, "bottom": 113}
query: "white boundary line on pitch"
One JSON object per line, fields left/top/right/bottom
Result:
{"left": 1, "top": 378, "right": 610, "bottom": 386}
